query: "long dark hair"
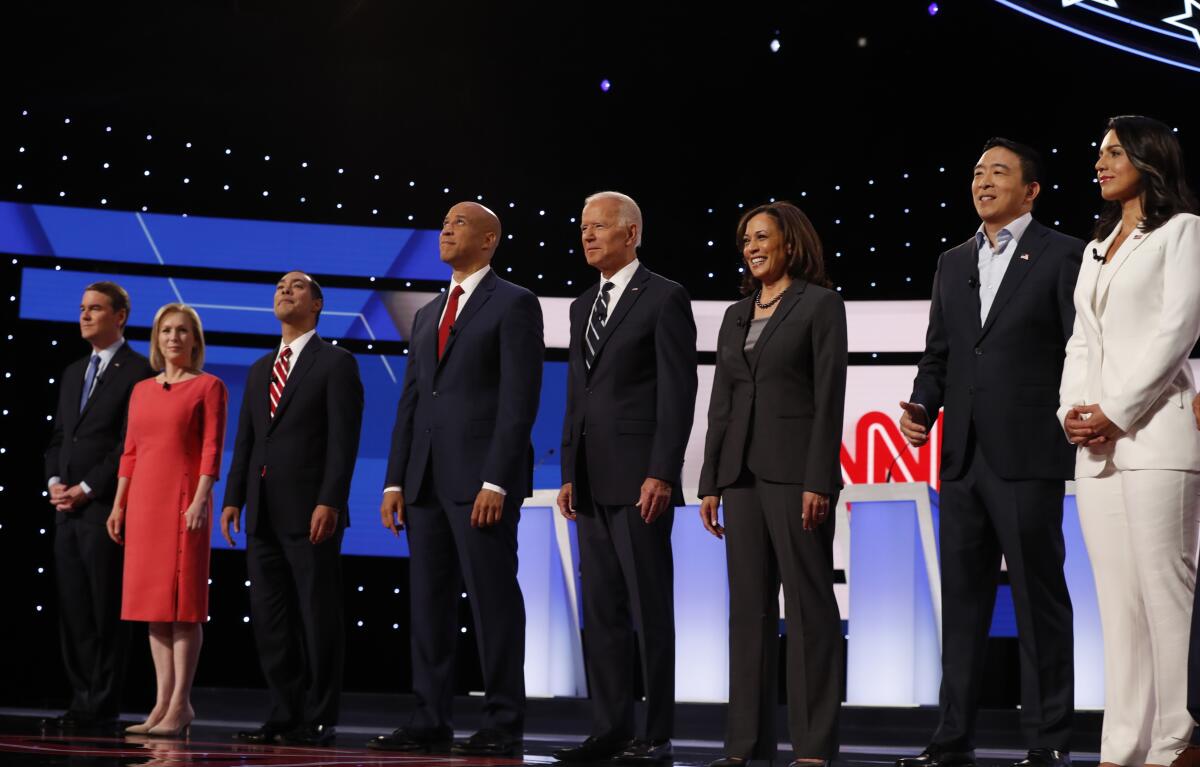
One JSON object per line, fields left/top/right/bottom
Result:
{"left": 1094, "top": 115, "right": 1198, "bottom": 239}
{"left": 737, "top": 201, "right": 830, "bottom": 295}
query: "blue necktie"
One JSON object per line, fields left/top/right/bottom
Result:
{"left": 80, "top": 355, "right": 100, "bottom": 413}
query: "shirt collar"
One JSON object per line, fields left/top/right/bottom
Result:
{"left": 279, "top": 328, "right": 317, "bottom": 359}
{"left": 975, "top": 212, "right": 1033, "bottom": 254}
{"left": 449, "top": 264, "right": 492, "bottom": 297}
{"left": 93, "top": 337, "right": 125, "bottom": 366}
{"left": 601, "top": 257, "right": 640, "bottom": 290}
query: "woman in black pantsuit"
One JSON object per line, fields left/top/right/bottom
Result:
{"left": 699, "top": 201, "right": 848, "bottom": 767}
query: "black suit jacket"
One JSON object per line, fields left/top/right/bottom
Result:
{"left": 223, "top": 335, "right": 365, "bottom": 535}
{"left": 562, "top": 264, "right": 698, "bottom": 507}
{"left": 385, "top": 269, "right": 544, "bottom": 503}
{"left": 911, "top": 219, "right": 1082, "bottom": 481}
{"left": 698, "top": 282, "right": 848, "bottom": 498}
{"left": 44, "top": 342, "right": 155, "bottom": 524}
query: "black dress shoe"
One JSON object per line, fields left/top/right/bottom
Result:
{"left": 896, "top": 745, "right": 976, "bottom": 767}
{"left": 279, "top": 724, "right": 336, "bottom": 746}
{"left": 615, "top": 739, "right": 673, "bottom": 764}
{"left": 234, "top": 722, "right": 293, "bottom": 744}
{"left": 554, "top": 735, "right": 632, "bottom": 762}
{"left": 1012, "top": 749, "right": 1069, "bottom": 767}
{"left": 708, "top": 759, "right": 750, "bottom": 767}
{"left": 44, "top": 713, "right": 117, "bottom": 732}
{"left": 368, "top": 725, "right": 454, "bottom": 752}
{"left": 452, "top": 728, "right": 523, "bottom": 756}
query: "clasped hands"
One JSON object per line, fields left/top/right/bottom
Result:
{"left": 1063, "top": 403, "right": 1122, "bottom": 446}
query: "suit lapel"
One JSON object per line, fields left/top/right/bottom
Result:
{"left": 78, "top": 343, "right": 133, "bottom": 424}
{"left": 966, "top": 242, "right": 983, "bottom": 336}
{"left": 978, "top": 221, "right": 1048, "bottom": 339}
{"left": 268, "top": 336, "right": 321, "bottom": 430}
{"left": 437, "top": 269, "right": 496, "bottom": 371}
{"left": 589, "top": 265, "right": 650, "bottom": 371}
{"left": 1097, "top": 224, "right": 1153, "bottom": 305}
{"left": 750, "top": 281, "right": 807, "bottom": 375}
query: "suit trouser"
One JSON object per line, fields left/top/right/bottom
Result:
{"left": 933, "top": 434, "right": 1074, "bottom": 752}
{"left": 54, "top": 512, "right": 129, "bottom": 718}
{"left": 1189, "top": 539, "right": 1200, "bottom": 743}
{"left": 246, "top": 506, "right": 345, "bottom": 727}
{"left": 575, "top": 476, "right": 675, "bottom": 740}
{"left": 406, "top": 487, "right": 526, "bottom": 734}
{"left": 1077, "top": 464, "right": 1200, "bottom": 765}
{"left": 723, "top": 474, "right": 842, "bottom": 760}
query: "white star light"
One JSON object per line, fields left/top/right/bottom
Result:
{"left": 1062, "top": 0, "right": 1118, "bottom": 7}
{"left": 1164, "top": 0, "right": 1200, "bottom": 49}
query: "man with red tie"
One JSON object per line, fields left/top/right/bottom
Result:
{"left": 372, "top": 202, "right": 544, "bottom": 756}
{"left": 221, "top": 271, "right": 364, "bottom": 747}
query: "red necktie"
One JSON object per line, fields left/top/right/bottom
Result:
{"left": 438, "top": 285, "right": 464, "bottom": 359}
{"left": 269, "top": 346, "right": 293, "bottom": 417}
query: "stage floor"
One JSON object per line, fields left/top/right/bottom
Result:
{"left": 0, "top": 711, "right": 1101, "bottom": 767}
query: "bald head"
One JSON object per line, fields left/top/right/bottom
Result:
{"left": 440, "top": 201, "right": 503, "bottom": 274}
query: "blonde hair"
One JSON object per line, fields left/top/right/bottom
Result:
{"left": 149, "top": 303, "right": 206, "bottom": 372}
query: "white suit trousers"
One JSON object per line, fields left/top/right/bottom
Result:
{"left": 1076, "top": 465, "right": 1200, "bottom": 765}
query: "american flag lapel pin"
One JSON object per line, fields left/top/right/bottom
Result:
{"left": 630, "top": 287, "right": 639, "bottom": 292}
{"left": 1019, "top": 253, "right": 1030, "bottom": 261}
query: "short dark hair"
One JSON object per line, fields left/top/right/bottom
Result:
{"left": 980, "top": 136, "right": 1044, "bottom": 186}
{"left": 736, "top": 202, "right": 830, "bottom": 295}
{"left": 1093, "top": 115, "right": 1198, "bottom": 239}
{"left": 83, "top": 281, "right": 131, "bottom": 329}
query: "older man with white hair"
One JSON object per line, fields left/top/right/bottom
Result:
{"left": 556, "top": 191, "right": 698, "bottom": 765}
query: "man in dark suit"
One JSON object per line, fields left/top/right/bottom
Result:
{"left": 555, "top": 191, "right": 698, "bottom": 765}
{"left": 221, "top": 271, "right": 364, "bottom": 747}
{"left": 371, "top": 201, "right": 543, "bottom": 757}
{"left": 897, "top": 138, "right": 1082, "bottom": 767}
{"left": 44, "top": 281, "right": 154, "bottom": 730}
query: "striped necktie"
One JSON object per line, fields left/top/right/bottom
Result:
{"left": 584, "top": 281, "right": 615, "bottom": 370}
{"left": 269, "top": 346, "right": 293, "bottom": 417}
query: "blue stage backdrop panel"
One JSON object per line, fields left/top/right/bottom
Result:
{"left": 0, "top": 201, "right": 443, "bottom": 280}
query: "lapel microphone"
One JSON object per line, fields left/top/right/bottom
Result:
{"left": 967, "top": 276, "right": 978, "bottom": 289}
{"left": 1092, "top": 247, "right": 1105, "bottom": 263}
{"left": 161, "top": 381, "right": 171, "bottom": 391}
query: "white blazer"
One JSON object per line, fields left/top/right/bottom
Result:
{"left": 1058, "top": 212, "right": 1200, "bottom": 478}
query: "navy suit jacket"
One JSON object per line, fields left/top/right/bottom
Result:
{"left": 561, "top": 264, "right": 698, "bottom": 507}
{"left": 45, "top": 342, "right": 155, "bottom": 524}
{"left": 910, "top": 218, "right": 1082, "bottom": 481}
{"left": 386, "top": 269, "right": 545, "bottom": 504}
{"left": 223, "top": 335, "right": 365, "bottom": 535}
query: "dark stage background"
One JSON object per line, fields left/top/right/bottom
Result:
{"left": 2, "top": 0, "right": 1198, "bottom": 715}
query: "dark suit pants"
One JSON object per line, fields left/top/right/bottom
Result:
{"left": 723, "top": 476, "right": 841, "bottom": 760}
{"left": 576, "top": 496, "right": 675, "bottom": 742}
{"left": 407, "top": 489, "right": 526, "bottom": 735}
{"left": 247, "top": 506, "right": 345, "bottom": 727}
{"left": 54, "top": 510, "right": 129, "bottom": 718}
{"left": 933, "top": 434, "right": 1073, "bottom": 751}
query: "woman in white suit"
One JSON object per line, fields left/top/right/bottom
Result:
{"left": 1059, "top": 115, "right": 1200, "bottom": 767}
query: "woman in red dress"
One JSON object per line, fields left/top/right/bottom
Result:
{"left": 106, "top": 303, "right": 226, "bottom": 738}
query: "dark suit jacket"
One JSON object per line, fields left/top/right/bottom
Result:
{"left": 386, "top": 269, "right": 544, "bottom": 504}
{"left": 562, "top": 264, "right": 698, "bottom": 507}
{"left": 44, "top": 342, "right": 155, "bottom": 524}
{"left": 698, "top": 282, "right": 848, "bottom": 498}
{"left": 911, "top": 218, "right": 1082, "bottom": 481}
{"left": 223, "top": 335, "right": 365, "bottom": 536}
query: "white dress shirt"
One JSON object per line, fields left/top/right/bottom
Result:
{"left": 975, "top": 212, "right": 1033, "bottom": 324}
{"left": 385, "top": 265, "right": 506, "bottom": 498}
{"left": 50, "top": 337, "right": 127, "bottom": 494}
{"left": 591, "top": 258, "right": 641, "bottom": 324}
{"left": 276, "top": 327, "right": 317, "bottom": 369}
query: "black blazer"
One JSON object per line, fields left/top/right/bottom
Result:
{"left": 561, "top": 264, "right": 698, "bottom": 507}
{"left": 44, "top": 342, "right": 155, "bottom": 524}
{"left": 911, "top": 219, "right": 1082, "bottom": 481}
{"left": 223, "top": 335, "right": 365, "bottom": 535}
{"left": 698, "top": 282, "right": 848, "bottom": 498}
{"left": 385, "top": 269, "right": 544, "bottom": 503}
